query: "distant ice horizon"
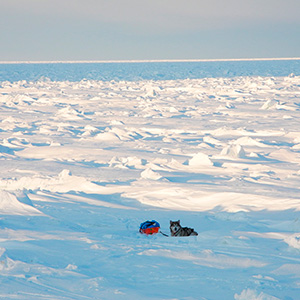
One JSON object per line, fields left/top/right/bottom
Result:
{"left": 1, "top": 58, "right": 300, "bottom": 83}
{"left": 1, "top": 57, "right": 300, "bottom": 64}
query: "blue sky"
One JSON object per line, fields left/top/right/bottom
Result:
{"left": 1, "top": 0, "right": 299, "bottom": 61}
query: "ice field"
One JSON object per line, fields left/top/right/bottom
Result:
{"left": 0, "top": 60, "right": 300, "bottom": 299}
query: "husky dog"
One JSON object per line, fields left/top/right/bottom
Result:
{"left": 170, "top": 220, "right": 198, "bottom": 237}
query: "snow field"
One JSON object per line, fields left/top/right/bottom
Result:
{"left": 0, "top": 74, "right": 300, "bottom": 299}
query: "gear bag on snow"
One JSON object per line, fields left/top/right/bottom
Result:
{"left": 139, "top": 220, "right": 160, "bottom": 235}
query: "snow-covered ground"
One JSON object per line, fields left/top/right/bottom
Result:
{"left": 1, "top": 64, "right": 300, "bottom": 299}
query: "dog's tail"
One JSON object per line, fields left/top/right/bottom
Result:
{"left": 159, "top": 230, "right": 169, "bottom": 237}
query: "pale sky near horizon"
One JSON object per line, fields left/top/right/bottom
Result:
{"left": 1, "top": 0, "right": 299, "bottom": 61}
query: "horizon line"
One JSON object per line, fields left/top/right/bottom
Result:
{"left": 1, "top": 57, "right": 300, "bottom": 64}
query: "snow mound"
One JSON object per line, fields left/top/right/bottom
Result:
{"left": 110, "top": 127, "right": 135, "bottom": 141}
{"left": 56, "top": 106, "right": 84, "bottom": 120}
{"left": 284, "top": 234, "right": 300, "bottom": 249}
{"left": 144, "top": 85, "right": 161, "bottom": 98}
{"left": 233, "top": 137, "right": 265, "bottom": 147}
{"left": 141, "top": 168, "right": 162, "bottom": 180}
{"left": 188, "top": 152, "right": 214, "bottom": 167}
{"left": 260, "top": 99, "right": 279, "bottom": 110}
{"left": 0, "top": 190, "right": 42, "bottom": 215}
{"left": 0, "top": 247, "right": 5, "bottom": 258}
{"left": 125, "top": 156, "right": 147, "bottom": 168}
{"left": 141, "top": 249, "right": 266, "bottom": 269}
{"left": 234, "top": 288, "right": 280, "bottom": 300}
{"left": 203, "top": 135, "right": 223, "bottom": 146}
{"left": 81, "top": 125, "right": 99, "bottom": 137}
{"left": 221, "top": 144, "right": 246, "bottom": 158}
{"left": 125, "top": 188, "right": 300, "bottom": 212}
{"left": 95, "top": 131, "right": 120, "bottom": 141}
{"left": 0, "top": 170, "right": 106, "bottom": 194}
{"left": 110, "top": 120, "right": 124, "bottom": 125}
{"left": 109, "top": 156, "right": 147, "bottom": 169}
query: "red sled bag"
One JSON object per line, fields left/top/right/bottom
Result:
{"left": 139, "top": 220, "right": 160, "bottom": 235}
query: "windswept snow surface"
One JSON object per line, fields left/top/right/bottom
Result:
{"left": 1, "top": 62, "right": 300, "bottom": 299}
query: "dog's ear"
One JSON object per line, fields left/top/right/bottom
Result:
{"left": 178, "top": 220, "right": 180, "bottom": 224}
{"left": 170, "top": 220, "right": 172, "bottom": 224}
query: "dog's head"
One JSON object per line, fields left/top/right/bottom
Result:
{"left": 170, "top": 220, "right": 181, "bottom": 234}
